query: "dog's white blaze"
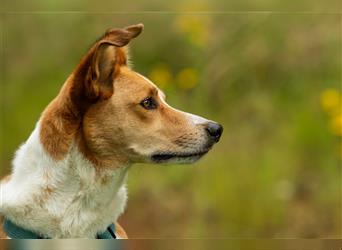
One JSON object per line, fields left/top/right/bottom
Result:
{"left": 185, "top": 113, "right": 209, "bottom": 125}
{"left": 158, "top": 91, "right": 209, "bottom": 126}
{"left": 0, "top": 122, "right": 128, "bottom": 238}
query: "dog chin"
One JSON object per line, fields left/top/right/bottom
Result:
{"left": 150, "top": 150, "right": 209, "bottom": 164}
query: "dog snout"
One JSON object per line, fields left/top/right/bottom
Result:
{"left": 205, "top": 122, "right": 223, "bottom": 143}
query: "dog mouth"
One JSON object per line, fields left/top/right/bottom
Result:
{"left": 151, "top": 150, "right": 209, "bottom": 163}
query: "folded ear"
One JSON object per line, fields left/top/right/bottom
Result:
{"left": 104, "top": 23, "right": 144, "bottom": 47}
{"left": 86, "top": 23, "right": 144, "bottom": 100}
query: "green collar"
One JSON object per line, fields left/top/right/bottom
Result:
{"left": 3, "top": 218, "right": 116, "bottom": 239}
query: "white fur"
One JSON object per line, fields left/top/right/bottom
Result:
{"left": 0, "top": 122, "right": 128, "bottom": 238}
{"left": 186, "top": 113, "right": 209, "bottom": 125}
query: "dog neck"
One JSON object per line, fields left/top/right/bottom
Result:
{"left": 0, "top": 122, "right": 129, "bottom": 238}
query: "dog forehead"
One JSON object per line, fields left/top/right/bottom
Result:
{"left": 116, "top": 67, "right": 160, "bottom": 95}
{"left": 134, "top": 72, "right": 158, "bottom": 89}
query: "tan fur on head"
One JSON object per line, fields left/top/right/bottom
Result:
{"left": 40, "top": 23, "right": 221, "bottom": 170}
{"left": 39, "top": 24, "right": 144, "bottom": 162}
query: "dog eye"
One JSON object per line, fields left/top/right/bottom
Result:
{"left": 140, "top": 97, "right": 157, "bottom": 110}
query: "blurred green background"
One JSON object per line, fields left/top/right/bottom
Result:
{"left": 1, "top": 1, "right": 341, "bottom": 238}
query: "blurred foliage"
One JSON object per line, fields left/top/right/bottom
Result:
{"left": 0, "top": 0, "right": 341, "bottom": 238}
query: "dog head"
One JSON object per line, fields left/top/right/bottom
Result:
{"left": 40, "top": 24, "right": 223, "bottom": 168}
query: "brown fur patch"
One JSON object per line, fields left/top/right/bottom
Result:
{"left": 43, "top": 185, "right": 54, "bottom": 197}
{"left": 0, "top": 216, "right": 7, "bottom": 239}
{"left": 1, "top": 175, "right": 11, "bottom": 183}
{"left": 39, "top": 26, "right": 142, "bottom": 162}
{"left": 115, "top": 222, "right": 128, "bottom": 239}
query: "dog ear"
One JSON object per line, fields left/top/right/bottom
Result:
{"left": 86, "top": 23, "right": 144, "bottom": 100}
{"left": 103, "top": 23, "right": 144, "bottom": 47}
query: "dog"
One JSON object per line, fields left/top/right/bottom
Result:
{"left": 0, "top": 23, "right": 223, "bottom": 239}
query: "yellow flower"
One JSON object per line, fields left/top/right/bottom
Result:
{"left": 176, "top": 68, "right": 198, "bottom": 90}
{"left": 320, "top": 88, "right": 341, "bottom": 116}
{"left": 330, "top": 115, "right": 342, "bottom": 136}
{"left": 148, "top": 64, "right": 172, "bottom": 89}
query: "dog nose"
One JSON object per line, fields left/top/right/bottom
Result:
{"left": 205, "top": 122, "right": 223, "bottom": 142}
